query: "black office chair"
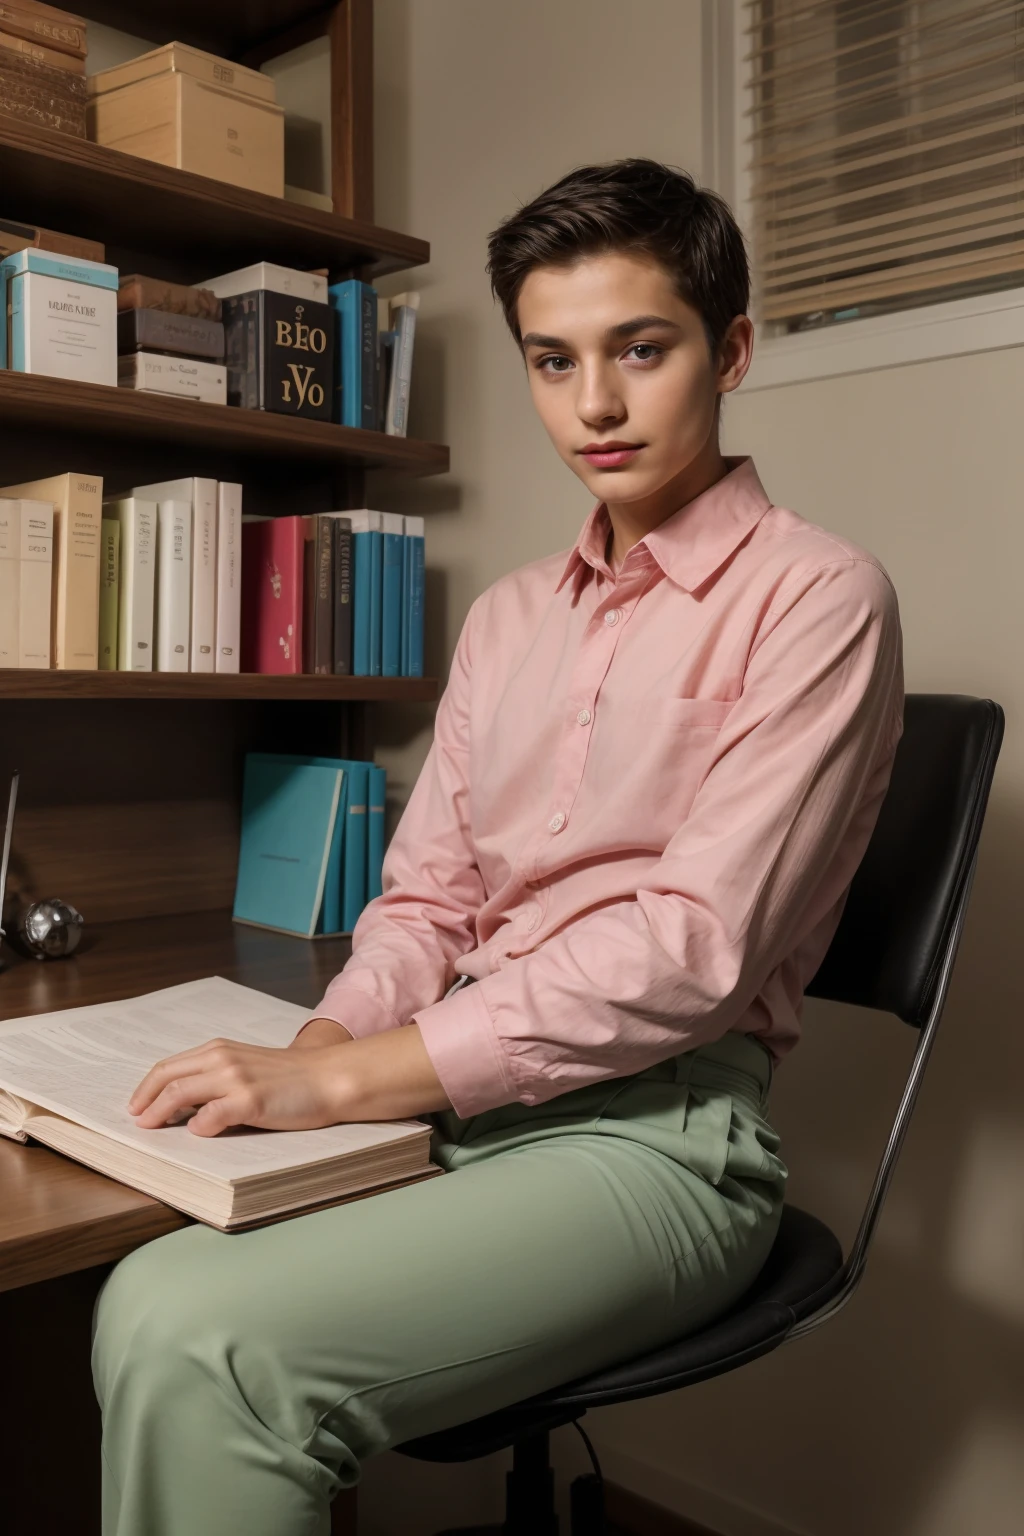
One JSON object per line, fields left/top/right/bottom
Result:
{"left": 394, "top": 694, "right": 1005, "bottom": 1536}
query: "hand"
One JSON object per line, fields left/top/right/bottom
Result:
{"left": 127, "top": 1037, "right": 351, "bottom": 1138}
{"left": 291, "top": 1016, "right": 355, "bottom": 1049}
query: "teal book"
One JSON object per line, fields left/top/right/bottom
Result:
{"left": 233, "top": 759, "right": 343, "bottom": 939}
{"left": 328, "top": 278, "right": 377, "bottom": 430}
{"left": 246, "top": 754, "right": 349, "bottom": 935}
{"left": 367, "top": 765, "right": 387, "bottom": 902}
{"left": 380, "top": 512, "right": 403, "bottom": 677}
{"left": 402, "top": 515, "right": 425, "bottom": 677}
{"left": 349, "top": 510, "right": 382, "bottom": 676}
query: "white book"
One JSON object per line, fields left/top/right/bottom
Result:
{"left": 214, "top": 482, "right": 242, "bottom": 673}
{"left": 0, "top": 499, "right": 54, "bottom": 668}
{"left": 0, "top": 500, "right": 18, "bottom": 667}
{"left": 384, "top": 291, "right": 419, "bottom": 437}
{"left": 118, "top": 352, "right": 228, "bottom": 406}
{"left": 0, "top": 977, "right": 436, "bottom": 1230}
{"left": 103, "top": 498, "right": 156, "bottom": 671}
{"left": 198, "top": 261, "right": 328, "bottom": 304}
{"left": 8, "top": 270, "right": 118, "bottom": 386}
{"left": 133, "top": 478, "right": 217, "bottom": 673}
{"left": 154, "top": 499, "right": 192, "bottom": 671}
{"left": 18, "top": 499, "right": 54, "bottom": 669}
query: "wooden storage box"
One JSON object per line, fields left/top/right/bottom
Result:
{"left": 87, "top": 72, "right": 285, "bottom": 198}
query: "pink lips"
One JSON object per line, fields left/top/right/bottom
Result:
{"left": 579, "top": 446, "right": 643, "bottom": 468}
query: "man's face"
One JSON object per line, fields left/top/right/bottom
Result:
{"left": 517, "top": 250, "right": 750, "bottom": 508}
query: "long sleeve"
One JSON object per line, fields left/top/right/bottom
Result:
{"left": 412, "top": 557, "right": 904, "bottom": 1116}
{"left": 309, "top": 600, "right": 487, "bottom": 1037}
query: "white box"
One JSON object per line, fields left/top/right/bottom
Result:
{"left": 118, "top": 352, "right": 228, "bottom": 405}
{"left": 198, "top": 261, "right": 328, "bottom": 304}
{"left": 9, "top": 271, "right": 117, "bottom": 386}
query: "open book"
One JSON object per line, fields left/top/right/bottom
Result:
{"left": 0, "top": 976, "right": 438, "bottom": 1229}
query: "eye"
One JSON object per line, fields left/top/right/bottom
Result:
{"left": 536, "top": 354, "right": 574, "bottom": 374}
{"left": 625, "top": 342, "right": 663, "bottom": 365}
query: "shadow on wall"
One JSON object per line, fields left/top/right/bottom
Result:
{"left": 584, "top": 786, "right": 1024, "bottom": 1536}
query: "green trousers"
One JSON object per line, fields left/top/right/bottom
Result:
{"left": 92, "top": 1029, "right": 787, "bottom": 1536}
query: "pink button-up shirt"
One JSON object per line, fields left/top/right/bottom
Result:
{"left": 311, "top": 457, "right": 904, "bottom": 1118}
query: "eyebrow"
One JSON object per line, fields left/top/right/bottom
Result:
{"left": 520, "top": 314, "right": 683, "bottom": 350}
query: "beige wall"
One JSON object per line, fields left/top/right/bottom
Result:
{"left": 363, "top": 3, "right": 1024, "bottom": 1535}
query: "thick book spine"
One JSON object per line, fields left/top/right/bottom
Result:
{"left": 241, "top": 516, "right": 304, "bottom": 673}
{"left": 214, "top": 482, "right": 241, "bottom": 673}
{"left": 111, "top": 498, "right": 156, "bottom": 672}
{"left": 330, "top": 279, "right": 364, "bottom": 428}
{"left": 380, "top": 512, "right": 403, "bottom": 678}
{"left": 331, "top": 516, "right": 352, "bottom": 676}
{"left": 17, "top": 497, "right": 52, "bottom": 667}
{"left": 118, "top": 352, "right": 228, "bottom": 403}
{"left": 0, "top": 26, "right": 86, "bottom": 73}
{"left": 311, "top": 514, "right": 334, "bottom": 673}
{"left": 0, "top": 5, "right": 86, "bottom": 58}
{"left": 155, "top": 499, "right": 192, "bottom": 672}
{"left": 0, "top": 499, "right": 18, "bottom": 666}
{"left": 385, "top": 297, "right": 419, "bottom": 437}
{"left": 351, "top": 527, "right": 372, "bottom": 677}
{"left": 261, "top": 291, "right": 333, "bottom": 419}
{"left": 116, "top": 308, "right": 226, "bottom": 361}
{"left": 117, "top": 274, "right": 222, "bottom": 320}
{"left": 57, "top": 475, "right": 102, "bottom": 670}
{"left": 359, "top": 283, "right": 377, "bottom": 432}
{"left": 367, "top": 764, "right": 386, "bottom": 903}
{"left": 341, "top": 761, "right": 369, "bottom": 934}
{"left": 98, "top": 516, "right": 119, "bottom": 670}
{"left": 189, "top": 479, "right": 217, "bottom": 673}
{"left": 404, "top": 515, "right": 425, "bottom": 679}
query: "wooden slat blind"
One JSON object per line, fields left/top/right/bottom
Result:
{"left": 745, "top": 0, "right": 1024, "bottom": 329}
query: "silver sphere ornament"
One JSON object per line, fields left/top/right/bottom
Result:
{"left": 18, "top": 898, "right": 85, "bottom": 960}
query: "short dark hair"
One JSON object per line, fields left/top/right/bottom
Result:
{"left": 486, "top": 158, "right": 749, "bottom": 354}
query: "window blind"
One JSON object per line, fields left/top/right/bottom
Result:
{"left": 745, "top": 0, "right": 1024, "bottom": 331}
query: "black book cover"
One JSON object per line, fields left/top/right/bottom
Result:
{"left": 222, "top": 290, "right": 335, "bottom": 420}
{"left": 332, "top": 516, "right": 353, "bottom": 676}
{"left": 117, "top": 308, "right": 225, "bottom": 361}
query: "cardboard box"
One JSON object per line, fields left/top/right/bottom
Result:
{"left": 88, "top": 72, "right": 285, "bottom": 199}
{"left": 87, "top": 41, "right": 276, "bottom": 104}
{"left": 8, "top": 268, "right": 117, "bottom": 385}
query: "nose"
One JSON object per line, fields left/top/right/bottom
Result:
{"left": 575, "top": 360, "right": 626, "bottom": 428}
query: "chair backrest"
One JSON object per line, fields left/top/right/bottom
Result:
{"left": 805, "top": 694, "right": 1004, "bottom": 1027}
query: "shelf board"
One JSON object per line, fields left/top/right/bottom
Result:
{"left": 0, "top": 373, "right": 448, "bottom": 476}
{"left": 0, "top": 669, "right": 438, "bottom": 701}
{"left": 0, "top": 116, "right": 428, "bottom": 279}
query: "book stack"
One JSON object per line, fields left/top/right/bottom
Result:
{"left": 0, "top": 215, "right": 104, "bottom": 263}
{"left": 233, "top": 752, "right": 387, "bottom": 938}
{"left": 117, "top": 274, "right": 227, "bottom": 405}
{"left": 204, "top": 262, "right": 334, "bottom": 421}
{"left": 241, "top": 509, "right": 424, "bottom": 678}
{"left": 0, "top": 247, "right": 118, "bottom": 385}
{"left": 87, "top": 41, "right": 285, "bottom": 198}
{"left": 0, "top": 1, "right": 87, "bottom": 138}
{"left": 329, "top": 278, "right": 419, "bottom": 437}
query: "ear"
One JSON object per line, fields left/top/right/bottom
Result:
{"left": 716, "top": 315, "right": 755, "bottom": 396}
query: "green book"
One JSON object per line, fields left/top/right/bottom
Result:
{"left": 98, "top": 517, "right": 120, "bottom": 671}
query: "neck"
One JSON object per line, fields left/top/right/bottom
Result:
{"left": 604, "top": 435, "right": 730, "bottom": 572}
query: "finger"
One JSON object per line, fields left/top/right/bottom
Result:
{"left": 132, "top": 1071, "right": 227, "bottom": 1130}
{"left": 128, "top": 1041, "right": 245, "bottom": 1113}
{"left": 187, "top": 1095, "right": 252, "bottom": 1138}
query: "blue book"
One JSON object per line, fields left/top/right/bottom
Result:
{"left": 338, "top": 759, "right": 370, "bottom": 932}
{"left": 380, "top": 512, "right": 404, "bottom": 677}
{"left": 328, "top": 278, "right": 377, "bottom": 430}
{"left": 349, "top": 510, "right": 382, "bottom": 676}
{"left": 403, "top": 515, "right": 425, "bottom": 678}
{"left": 247, "top": 754, "right": 348, "bottom": 934}
{"left": 233, "top": 759, "right": 343, "bottom": 938}
{"left": 367, "top": 765, "right": 387, "bottom": 902}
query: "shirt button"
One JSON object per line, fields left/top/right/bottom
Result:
{"left": 604, "top": 608, "right": 620, "bottom": 626}
{"left": 576, "top": 708, "right": 592, "bottom": 726}
{"left": 548, "top": 811, "right": 566, "bottom": 833}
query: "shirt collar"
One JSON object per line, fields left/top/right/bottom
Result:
{"left": 554, "top": 456, "right": 772, "bottom": 597}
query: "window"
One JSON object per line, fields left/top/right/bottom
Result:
{"left": 708, "top": 1, "right": 1024, "bottom": 386}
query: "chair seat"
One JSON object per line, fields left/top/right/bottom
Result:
{"left": 396, "top": 1205, "right": 843, "bottom": 1464}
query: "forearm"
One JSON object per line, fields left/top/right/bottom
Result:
{"left": 293, "top": 1017, "right": 452, "bottom": 1119}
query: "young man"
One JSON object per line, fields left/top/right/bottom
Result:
{"left": 96, "top": 160, "right": 903, "bottom": 1535}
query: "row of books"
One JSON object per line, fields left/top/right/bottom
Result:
{"left": 243, "top": 510, "right": 425, "bottom": 678}
{"left": 0, "top": 470, "right": 425, "bottom": 678}
{"left": 1, "top": 247, "right": 419, "bottom": 437}
{"left": 233, "top": 753, "right": 385, "bottom": 938}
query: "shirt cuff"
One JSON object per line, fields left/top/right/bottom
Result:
{"left": 301, "top": 983, "right": 401, "bottom": 1041}
{"left": 413, "top": 984, "right": 515, "bottom": 1117}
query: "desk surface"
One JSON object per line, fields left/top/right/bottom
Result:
{"left": 0, "top": 910, "right": 352, "bottom": 1292}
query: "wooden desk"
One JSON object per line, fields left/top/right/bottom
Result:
{"left": 0, "top": 910, "right": 357, "bottom": 1533}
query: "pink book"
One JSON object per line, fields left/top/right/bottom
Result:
{"left": 241, "top": 516, "right": 304, "bottom": 673}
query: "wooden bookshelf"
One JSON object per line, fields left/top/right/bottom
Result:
{"left": 0, "top": 670, "right": 439, "bottom": 701}
{"left": 0, "top": 373, "right": 449, "bottom": 477}
{"left": 80, "top": 2, "right": 352, "bottom": 66}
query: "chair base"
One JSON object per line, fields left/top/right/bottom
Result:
{"left": 430, "top": 1434, "right": 617, "bottom": 1535}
